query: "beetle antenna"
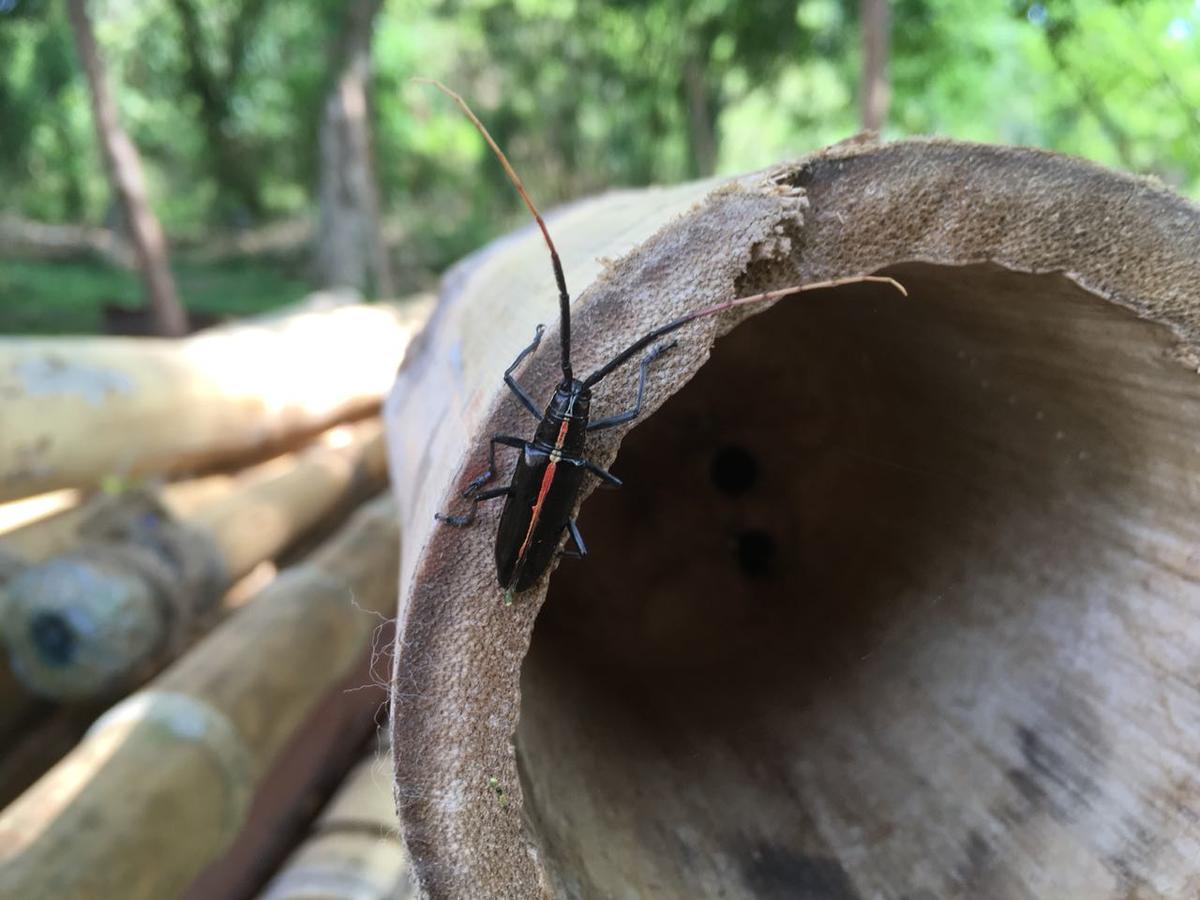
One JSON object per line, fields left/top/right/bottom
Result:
{"left": 582, "top": 275, "right": 907, "bottom": 388}
{"left": 415, "top": 78, "right": 573, "bottom": 382}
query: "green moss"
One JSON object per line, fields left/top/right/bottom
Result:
{"left": 487, "top": 775, "right": 508, "bottom": 807}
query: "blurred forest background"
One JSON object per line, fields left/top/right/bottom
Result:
{"left": 0, "top": 0, "right": 1197, "bottom": 334}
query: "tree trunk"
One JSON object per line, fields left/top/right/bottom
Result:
{"left": 683, "top": 54, "right": 718, "bottom": 178}
{"left": 168, "top": 0, "right": 268, "bottom": 220}
{"left": 66, "top": 0, "right": 188, "bottom": 337}
{"left": 860, "top": 0, "right": 890, "bottom": 131}
{"left": 315, "top": 0, "right": 393, "bottom": 297}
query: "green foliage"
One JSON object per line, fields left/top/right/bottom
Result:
{"left": 0, "top": 258, "right": 310, "bottom": 334}
{"left": 0, "top": 0, "right": 1197, "bottom": 333}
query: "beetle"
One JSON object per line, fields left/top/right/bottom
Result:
{"left": 423, "top": 80, "right": 905, "bottom": 592}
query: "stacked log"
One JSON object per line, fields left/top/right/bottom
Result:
{"left": 0, "top": 494, "right": 399, "bottom": 900}
{"left": 0, "top": 293, "right": 431, "bottom": 502}
{"left": 257, "top": 745, "right": 413, "bottom": 900}
{"left": 0, "top": 489, "right": 81, "bottom": 543}
{"left": 0, "top": 421, "right": 387, "bottom": 700}
{"left": 0, "top": 294, "right": 423, "bottom": 847}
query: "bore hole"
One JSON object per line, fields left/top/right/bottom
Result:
{"left": 711, "top": 444, "right": 759, "bottom": 495}
{"left": 30, "top": 612, "right": 76, "bottom": 666}
{"left": 735, "top": 529, "right": 776, "bottom": 578}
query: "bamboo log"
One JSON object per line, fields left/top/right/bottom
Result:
{"left": 0, "top": 494, "right": 399, "bottom": 900}
{"left": 0, "top": 431, "right": 375, "bottom": 790}
{"left": 0, "top": 490, "right": 165, "bottom": 745}
{"left": 0, "top": 437, "right": 369, "bottom": 748}
{"left": 0, "top": 436, "right": 354, "bottom": 574}
{"left": 257, "top": 748, "right": 413, "bottom": 900}
{"left": 0, "top": 490, "right": 81, "bottom": 540}
{"left": 183, "top": 654, "right": 384, "bottom": 900}
{"left": 384, "top": 141, "right": 1200, "bottom": 897}
{"left": 0, "top": 421, "right": 388, "bottom": 700}
{"left": 0, "top": 293, "right": 431, "bottom": 503}
{"left": 0, "top": 213, "right": 134, "bottom": 268}
{"left": 0, "top": 702, "right": 104, "bottom": 809}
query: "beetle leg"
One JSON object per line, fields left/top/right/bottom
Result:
{"left": 584, "top": 460, "right": 623, "bottom": 488}
{"left": 586, "top": 340, "right": 676, "bottom": 431}
{"left": 559, "top": 518, "right": 588, "bottom": 559}
{"left": 504, "top": 325, "right": 546, "bottom": 419}
{"left": 463, "top": 435, "right": 527, "bottom": 497}
{"left": 435, "top": 486, "right": 511, "bottom": 527}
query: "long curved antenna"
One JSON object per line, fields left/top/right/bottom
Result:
{"left": 582, "top": 275, "right": 908, "bottom": 388}
{"left": 415, "top": 78, "right": 574, "bottom": 382}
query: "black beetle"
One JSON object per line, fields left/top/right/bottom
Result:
{"left": 424, "top": 80, "right": 905, "bottom": 592}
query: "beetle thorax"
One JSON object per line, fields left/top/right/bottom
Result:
{"left": 533, "top": 379, "right": 591, "bottom": 453}
{"left": 543, "top": 379, "right": 591, "bottom": 422}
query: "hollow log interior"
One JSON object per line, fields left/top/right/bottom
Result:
{"left": 517, "top": 262, "right": 1200, "bottom": 898}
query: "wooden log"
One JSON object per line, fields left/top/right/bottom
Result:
{"left": 0, "top": 437, "right": 365, "bottom": 745}
{"left": 0, "top": 293, "right": 431, "bottom": 503}
{"left": 184, "top": 652, "right": 385, "bottom": 900}
{"left": 0, "top": 494, "right": 399, "bottom": 900}
{"left": 257, "top": 747, "right": 413, "bottom": 900}
{"left": 0, "top": 490, "right": 81, "bottom": 540}
{"left": 188, "top": 420, "right": 387, "bottom": 581}
{"left": 0, "top": 428, "right": 375, "bottom": 573}
{"left": 0, "top": 471, "right": 250, "bottom": 571}
{"left": 0, "top": 490, "right": 167, "bottom": 747}
{"left": 0, "top": 213, "right": 134, "bottom": 268}
{"left": 0, "top": 428, "right": 384, "bottom": 800}
{"left": 384, "top": 141, "right": 1200, "bottom": 897}
{"left": 0, "top": 421, "right": 388, "bottom": 700}
{"left": 0, "top": 702, "right": 104, "bottom": 810}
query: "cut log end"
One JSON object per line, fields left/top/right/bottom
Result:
{"left": 385, "top": 140, "right": 1200, "bottom": 898}
{"left": 1, "top": 554, "right": 167, "bottom": 699}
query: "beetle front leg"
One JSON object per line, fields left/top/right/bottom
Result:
{"left": 586, "top": 340, "right": 676, "bottom": 431}
{"left": 504, "top": 325, "right": 546, "bottom": 420}
{"left": 436, "top": 486, "right": 511, "bottom": 527}
{"left": 462, "top": 435, "right": 526, "bottom": 497}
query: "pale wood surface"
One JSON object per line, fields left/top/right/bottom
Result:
{"left": 192, "top": 419, "right": 387, "bottom": 580}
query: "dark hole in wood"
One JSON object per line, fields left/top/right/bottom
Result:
{"left": 711, "top": 444, "right": 759, "bottom": 495}
{"left": 30, "top": 612, "right": 75, "bottom": 666}
{"left": 735, "top": 528, "right": 775, "bottom": 577}
{"left": 517, "top": 263, "right": 1192, "bottom": 898}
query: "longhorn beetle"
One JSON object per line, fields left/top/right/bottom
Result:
{"left": 421, "top": 80, "right": 906, "bottom": 593}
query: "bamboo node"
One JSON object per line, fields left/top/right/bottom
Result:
{"left": 88, "top": 689, "right": 257, "bottom": 829}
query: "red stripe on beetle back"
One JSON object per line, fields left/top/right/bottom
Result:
{"left": 516, "top": 399, "right": 575, "bottom": 573}
{"left": 517, "top": 459, "right": 558, "bottom": 562}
